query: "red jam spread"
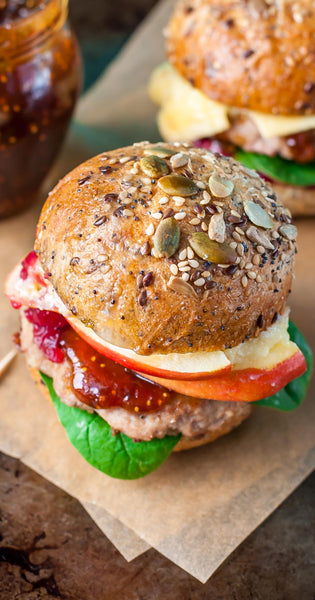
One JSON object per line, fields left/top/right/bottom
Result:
{"left": 24, "top": 308, "right": 173, "bottom": 413}
{"left": 20, "top": 250, "right": 38, "bottom": 280}
{"left": 0, "top": 0, "right": 81, "bottom": 218}
{"left": 25, "top": 307, "right": 68, "bottom": 363}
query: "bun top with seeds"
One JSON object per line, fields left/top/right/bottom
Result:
{"left": 35, "top": 142, "right": 296, "bottom": 355}
{"left": 166, "top": 0, "right": 315, "bottom": 116}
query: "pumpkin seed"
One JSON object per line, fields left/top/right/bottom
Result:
{"left": 209, "top": 174, "right": 234, "bottom": 197}
{"left": 144, "top": 146, "right": 176, "bottom": 158}
{"left": 244, "top": 200, "right": 273, "bottom": 229}
{"left": 158, "top": 174, "right": 198, "bottom": 196}
{"left": 140, "top": 155, "right": 170, "bottom": 178}
{"left": 245, "top": 225, "right": 274, "bottom": 250}
{"left": 167, "top": 276, "right": 197, "bottom": 298}
{"left": 189, "top": 232, "right": 237, "bottom": 264}
{"left": 279, "top": 224, "right": 297, "bottom": 241}
{"left": 153, "top": 217, "right": 180, "bottom": 258}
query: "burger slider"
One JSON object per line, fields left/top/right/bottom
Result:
{"left": 5, "top": 142, "right": 311, "bottom": 479}
{"left": 149, "top": 0, "right": 315, "bottom": 215}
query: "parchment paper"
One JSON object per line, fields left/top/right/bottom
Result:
{"left": 0, "top": 0, "right": 315, "bottom": 582}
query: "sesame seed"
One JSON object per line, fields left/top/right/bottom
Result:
{"left": 271, "top": 230, "right": 279, "bottom": 239}
{"left": 159, "top": 196, "right": 169, "bottom": 205}
{"left": 190, "top": 218, "right": 201, "bottom": 225}
{"left": 108, "top": 158, "right": 117, "bottom": 165}
{"left": 280, "top": 252, "right": 286, "bottom": 261}
{"left": 233, "top": 231, "right": 242, "bottom": 242}
{"left": 142, "top": 177, "right": 151, "bottom": 185}
{"left": 202, "top": 271, "right": 211, "bottom": 277}
{"left": 257, "top": 245, "right": 265, "bottom": 254}
{"left": 194, "top": 277, "right": 205, "bottom": 286}
{"left": 174, "top": 212, "right": 186, "bottom": 220}
{"left": 146, "top": 223, "right": 155, "bottom": 235}
{"left": 235, "top": 227, "right": 245, "bottom": 236}
{"left": 201, "top": 222, "right": 208, "bottom": 231}
{"left": 178, "top": 249, "right": 187, "bottom": 260}
{"left": 97, "top": 254, "right": 108, "bottom": 262}
{"left": 170, "top": 264, "right": 179, "bottom": 275}
{"left": 252, "top": 254, "right": 260, "bottom": 265}
{"left": 247, "top": 271, "right": 257, "bottom": 280}
{"left": 188, "top": 259, "right": 199, "bottom": 268}
{"left": 195, "top": 180, "right": 207, "bottom": 189}
{"left": 178, "top": 266, "right": 191, "bottom": 272}
{"left": 230, "top": 241, "right": 237, "bottom": 249}
{"left": 256, "top": 274, "right": 263, "bottom": 283}
{"left": 231, "top": 209, "right": 241, "bottom": 218}
{"left": 182, "top": 272, "right": 189, "bottom": 281}
{"left": 202, "top": 191, "right": 211, "bottom": 203}
{"left": 123, "top": 209, "right": 133, "bottom": 217}
{"left": 173, "top": 196, "right": 186, "bottom": 206}
{"left": 239, "top": 258, "right": 246, "bottom": 269}
{"left": 178, "top": 260, "right": 189, "bottom": 267}
{"left": 187, "top": 247, "right": 194, "bottom": 259}
{"left": 120, "top": 156, "right": 132, "bottom": 164}
{"left": 241, "top": 275, "right": 248, "bottom": 288}
{"left": 237, "top": 243, "right": 244, "bottom": 256}
{"left": 152, "top": 212, "right": 163, "bottom": 220}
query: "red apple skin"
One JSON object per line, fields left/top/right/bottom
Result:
{"left": 141, "top": 349, "right": 307, "bottom": 402}
{"left": 67, "top": 317, "right": 231, "bottom": 381}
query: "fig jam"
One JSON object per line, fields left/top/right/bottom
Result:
{"left": 24, "top": 308, "right": 173, "bottom": 413}
{"left": 60, "top": 328, "right": 173, "bottom": 414}
{"left": 0, "top": 0, "right": 82, "bottom": 218}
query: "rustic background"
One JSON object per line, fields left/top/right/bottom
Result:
{"left": 0, "top": 1, "right": 314, "bottom": 598}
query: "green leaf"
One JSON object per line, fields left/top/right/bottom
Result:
{"left": 235, "top": 150, "right": 315, "bottom": 186}
{"left": 255, "top": 321, "right": 313, "bottom": 411}
{"left": 40, "top": 372, "right": 180, "bottom": 480}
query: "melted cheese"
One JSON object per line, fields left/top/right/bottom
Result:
{"left": 148, "top": 63, "right": 229, "bottom": 142}
{"left": 149, "top": 63, "right": 315, "bottom": 141}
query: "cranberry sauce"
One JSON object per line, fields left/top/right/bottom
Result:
{"left": 60, "top": 328, "right": 173, "bottom": 414}
{"left": 20, "top": 251, "right": 37, "bottom": 280}
{"left": 24, "top": 308, "right": 69, "bottom": 363}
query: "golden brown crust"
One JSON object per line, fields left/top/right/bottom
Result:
{"left": 28, "top": 364, "right": 252, "bottom": 452}
{"left": 166, "top": 0, "right": 315, "bottom": 115}
{"left": 35, "top": 142, "right": 295, "bottom": 355}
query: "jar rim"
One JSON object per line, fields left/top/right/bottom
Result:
{"left": 0, "top": 0, "right": 68, "bottom": 56}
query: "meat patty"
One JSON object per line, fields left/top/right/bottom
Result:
{"left": 20, "top": 312, "right": 252, "bottom": 448}
{"left": 217, "top": 112, "right": 315, "bottom": 164}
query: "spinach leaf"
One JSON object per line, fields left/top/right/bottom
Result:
{"left": 40, "top": 372, "right": 180, "bottom": 480}
{"left": 235, "top": 150, "right": 315, "bottom": 186}
{"left": 255, "top": 322, "right": 312, "bottom": 410}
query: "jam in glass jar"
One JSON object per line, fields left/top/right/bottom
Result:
{"left": 0, "top": 0, "right": 82, "bottom": 218}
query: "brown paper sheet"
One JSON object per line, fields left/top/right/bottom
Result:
{"left": 1, "top": 0, "right": 315, "bottom": 582}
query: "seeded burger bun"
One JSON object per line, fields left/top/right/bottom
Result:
{"left": 35, "top": 143, "right": 295, "bottom": 356}
{"left": 8, "top": 141, "right": 309, "bottom": 479}
{"left": 149, "top": 0, "right": 315, "bottom": 216}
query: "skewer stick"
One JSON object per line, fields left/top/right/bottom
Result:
{"left": 0, "top": 349, "right": 17, "bottom": 379}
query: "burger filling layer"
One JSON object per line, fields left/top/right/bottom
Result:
{"left": 149, "top": 64, "right": 315, "bottom": 182}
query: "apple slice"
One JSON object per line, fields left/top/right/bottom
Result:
{"left": 67, "top": 315, "right": 231, "bottom": 381}
{"left": 142, "top": 346, "right": 307, "bottom": 402}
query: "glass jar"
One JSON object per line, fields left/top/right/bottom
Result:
{"left": 0, "top": 0, "right": 82, "bottom": 218}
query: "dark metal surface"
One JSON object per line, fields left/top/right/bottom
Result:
{"left": 0, "top": 452, "right": 314, "bottom": 598}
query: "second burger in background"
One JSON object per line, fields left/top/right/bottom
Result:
{"left": 149, "top": 0, "right": 315, "bottom": 215}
